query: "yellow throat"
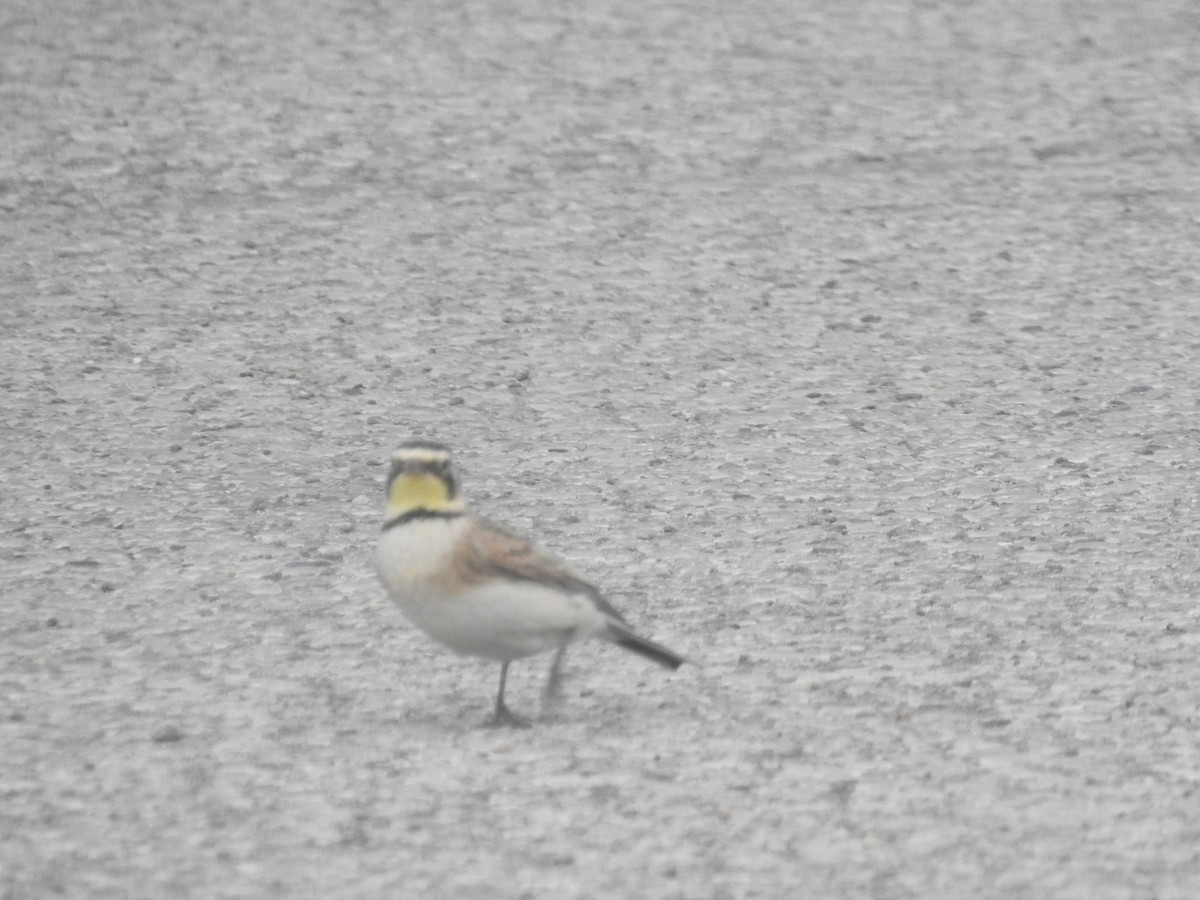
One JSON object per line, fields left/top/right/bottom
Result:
{"left": 387, "top": 472, "right": 465, "bottom": 518}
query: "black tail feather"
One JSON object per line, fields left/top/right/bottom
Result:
{"left": 608, "top": 622, "right": 686, "bottom": 670}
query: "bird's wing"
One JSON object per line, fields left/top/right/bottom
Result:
{"left": 459, "top": 517, "right": 628, "bottom": 624}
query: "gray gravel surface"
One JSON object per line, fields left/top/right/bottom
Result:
{"left": 4, "top": 1, "right": 1200, "bottom": 898}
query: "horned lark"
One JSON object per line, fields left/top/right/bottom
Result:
{"left": 375, "top": 440, "right": 685, "bottom": 726}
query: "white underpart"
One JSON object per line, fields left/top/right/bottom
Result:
{"left": 375, "top": 517, "right": 611, "bottom": 661}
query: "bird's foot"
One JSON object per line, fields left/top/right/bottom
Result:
{"left": 485, "top": 701, "right": 532, "bottom": 729}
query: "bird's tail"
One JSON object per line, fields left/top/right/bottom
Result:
{"left": 606, "top": 621, "right": 686, "bottom": 670}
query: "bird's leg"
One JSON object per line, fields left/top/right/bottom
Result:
{"left": 542, "top": 629, "right": 575, "bottom": 707}
{"left": 486, "top": 660, "right": 531, "bottom": 728}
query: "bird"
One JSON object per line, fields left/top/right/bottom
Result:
{"left": 374, "top": 439, "right": 685, "bottom": 726}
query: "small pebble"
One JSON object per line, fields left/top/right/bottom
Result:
{"left": 152, "top": 724, "right": 184, "bottom": 743}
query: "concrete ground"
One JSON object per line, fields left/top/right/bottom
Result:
{"left": 3, "top": 1, "right": 1200, "bottom": 897}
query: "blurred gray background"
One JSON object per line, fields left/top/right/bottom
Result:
{"left": 3, "top": 1, "right": 1199, "bottom": 897}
